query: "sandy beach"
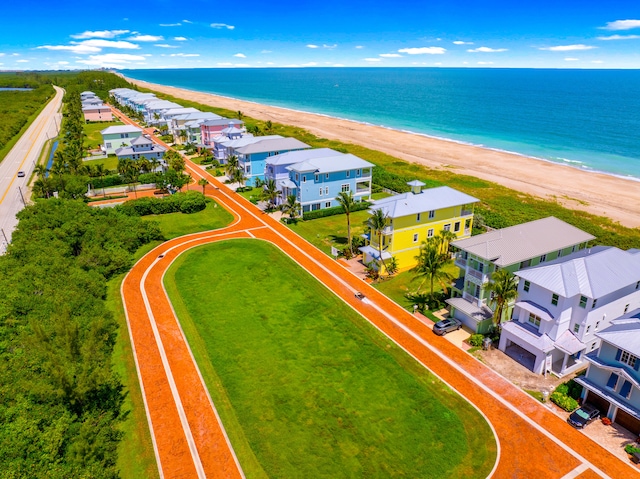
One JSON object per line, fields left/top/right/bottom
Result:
{"left": 125, "top": 77, "right": 640, "bottom": 228}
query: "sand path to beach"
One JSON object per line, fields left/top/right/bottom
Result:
{"left": 126, "top": 77, "right": 640, "bottom": 228}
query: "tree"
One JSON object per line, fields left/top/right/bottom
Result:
{"left": 94, "top": 163, "right": 107, "bottom": 198}
{"left": 367, "top": 208, "right": 389, "bottom": 276}
{"left": 434, "top": 229, "right": 457, "bottom": 256}
{"left": 336, "top": 191, "right": 356, "bottom": 257}
{"left": 261, "top": 178, "right": 281, "bottom": 211}
{"left": 225, "top": 155, "right": 239, "bottom": 178}
{"left": 34, "top": 163, "right": 47, "bottom": 178}
{"left": 198, "top": 178, "right": 208, "bottom": 195}
{"left": 486, "top": 269, "right": 519, "bottom": 330}
{"left": 411, "top": 239, "right": 454, "bottom": 301}
{"left": 280, "top": 194, "right": 300, "bottom": 221}
{"left": 167, "top": 154, "right": 185, "bottom": 174}
{"left": 236, "top": 110, "right": 244, "bottom": 120}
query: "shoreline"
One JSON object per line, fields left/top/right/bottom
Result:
{"left": 124, "top": 76, "right": 640, "bottom": 228}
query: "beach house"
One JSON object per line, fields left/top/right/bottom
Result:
{"left": 82, "top": 104, "right": 113, "bottom": 122}
{"left": 115, "top": 136, "right": 166, "bottom": 166}
{"left": 101, "top": 125, "right": 144, "bottom": 155}
{"left": 360, "top": 181, "right": 479, "bottom": 272}
{"left": 234, "top": 137, "right": 311, "bottom": 186}
{"left": 447, "top": 217, "right": 595, "bottom": 334}
{"left": 574, "top": 314, "right": 640, "bottom": 435}
{"left": 201, "top": 119, "right": 245, "bottom": 147}
{"left": 142, "top": 100, "right": 182, "bottom": 125}
{"left": 498, "top": 246, "right": 640, "bottom": 376}
{"left": 170, "top": 111, "right": 222, "bottom": 144}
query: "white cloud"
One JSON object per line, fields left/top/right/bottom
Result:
{"left": 477, "top": 61, "right": 494, "bottom": 65}
{"left": 597, "top": 34, "right": 640, "bottom": 40}
{"left": 453, "top": 40, "right": 473, "bottom": 45}
{"left": 322, "top": 44, "right": 337, "bottom": 49}
{"left": 0, "top": 53, "right": 5, "bottom": 57}
{"left": 182, "top": 20, "right": 193, "bottom": 24}
{"left": 600, "top": 19, "right": 640, "bottom": 31}
{"left": 57, "top": 61, "right": 69, "bottom": 65}
{"left": 37, "top": 44, "right": 101, "bottom": 54}
{"left": 539, "top": 44, "right": 595, "bottom": 51}
{"left": 398, "top": 47, "right": 446, "bottom": 55}
{"left": 174, "top": 36, "right": 187, "bottom": 41}
{"left": 261, "top": 50, "right": 272, "bottom": 53}
{"left": 75, "top": 39, "right": 140, "bottom": 49}
{"left": 217, "top": 62, "right": 233, "bottom": 66}
{"left": 364, "top": 58, "right": 381, "bottom": 62}
{"left": 16, "top": 59, "right": 29, "bottom": 63}
{"left": 306, "top": 44, "right": 319, "bottom": 49}
{"left": 234, "top": 63, "right": 250, "bottom": 67}
{"left": 154, "top": 44, "right": 178, "bottom": 48}
{"left": 128, "top": 35, "right": 163, "bottom": 42}
{"left": 170, "top": 53, "right": 200, "bottom": 57}
{"left": 12, "top": 53, "right": 19, "bottom": 56}
{"left": 591, "top": 60, "right": 604, "bottom": 64}
{"left": 76, "top": 53, "right": 146, "bottom": 68}
{"left": 355, "top": 45, "right": 364, "bottom": 49}
{"left": 71, "top": 29, "right": 129, "bottom": 39}
{"left": 160, "top": 23, "right": 182, "bottom": 27}
{"left": 380, "top": 53, "right": 402, "bottom": 58}
{"left": 467, "top": 46, "right": 507, "bottom": 52}
{"left": 564, "top": 57, "right": 579, "bottom": 61}
{"left": 211, "top": 23, "right": 235, "bottom": 30}
{"left": 234, "top": 53, "right": 246, "bottom": 58}
{"left": 301, "top": 62, "right": 318, "bottom": 66}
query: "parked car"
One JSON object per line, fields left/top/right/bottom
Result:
{"left": 567, "top": 404, "right": 600, "bottom": 429}
{"left": 17, "top": 171, "right": 25, "bottom": 177}
{"left": 433, "top": 318, "right": 462, "bottom": 336}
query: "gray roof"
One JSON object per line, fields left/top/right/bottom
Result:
{"left": 162, "top": 107, "right": 200, "bottom": 117}
{"left": 501, "top": 320, "right": 555, "bottom": 353}
{"left": 287, "top": 152, "right": 373, "bottom": 174}
{"left": 595, "top": 316, "right": 640, "bottom": 354}
{"left": 445, "top": 297, "right": 493, "bottom": 321}
{"left": 266, "top": 147, "right": 338, "bottom": 166}
{"left": 82, "top": 105, "right": 108, "bottom": 111}
{"left": 235, "top": 137, "right": 310, "bottom": 155}
{"left": 202, "top": 118, "right": 243, "bottom": 127}
{"left": 515, "top": 246, "right": 640, "bottom": 298}
{"left": 130, "top": 136, "right": 153, "bottom": 146}
{"left": 172, "top": 111, "right": 221, "bottom": 121}
{"left": 218, "top": 134, "right": 277, "bottom": 149}
{"left": 145, "top": 100, "right": 181, "bottom": 110}
{"left": 115, "top": 144, "right": 166, "bottom": 156}
{"left": 221, "top": 126, "right": 243, "bottom": 135}
{"left": 101, "top": 125, "right": 143, "bottom": 135}
{"left": 452, "top": 217, "right": 595, "bottom": 267}
{"left": 370, "top": 186, "right": 479, "bottom": 219}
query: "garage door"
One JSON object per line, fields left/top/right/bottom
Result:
{"left": 615, "top": 409, "right": 640, "bottom": 435}
{"left": 585, "top": 391, "right": 610, "bottom": 416}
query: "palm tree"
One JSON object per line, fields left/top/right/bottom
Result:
{"left": 236, "top": 110, "right": 244, "bottom": 120}
{"left": 261, "top": 178, "right": 281, "bottom": 211}
{"left": 280, "top": 194, "right": 300, "bottom": 221}
{"left": 34, "top": 164, "right": 47, "bottom": 178}
{"left": 411, "top": 239, "right": 454, "bottom": 300}
{"left": 232, "top": 167, "right": 246, "bottom": 189}
{"left": 486, "top": 269, "right": 519, "bottom": 330}
{"left": 94, "top": 163, "right": 107, "bottom": 198}
{"left": 367, "top": 208, "right": 389, "bottom": 276}
{"left": 435, "top": 229, "right": 458, "bottom": 256}
{"left": 198, "top": 178, "right": 208, "bottom": 195}
{"left": 225, "top": 155, "right": 239, "bottom": 178}
{"left": 336, "top": 191, "right": 357, "bottom": 257}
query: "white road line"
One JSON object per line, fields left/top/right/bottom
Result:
{"left": 561, "top": 464, "right": 590, "bottom": 479}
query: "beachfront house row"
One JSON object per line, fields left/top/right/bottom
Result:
{"left": 574, "top": 314, "right": 640, "bottom": 435}
{"left": 212, "top": 134, "right": 277, "bottom": 163}
{"left": 201, "top": 119, "right": 245, "bottom": 147}
{"left": 81, "top": 91, "right": 98, "bottom": 101}
{"left": 447, "top": 217, "right": 595, "bottom": 334}
{"left": 101, "top": 125, "right": 144, "bottom": 155}
{"left": 170, "top": 111, "right": 222, "bottom": 144}
{"left": 235, "top": 137, "right": 311, "bottom": 186}
{"left": 360, "top": 181, "right": 479, "bottom": 272}
{"left": 115, "top": 136, "right": 166, "bottom": 166}
{"left": 283, "top": 151, "right": 374, "bottom": 213}
{"left": 142, "top": 100, "right": 182, "bottom": 125}
{"left": 498, "top": 246, "right": 640, "bottom": 377}
{"left": 82, "top": 104, "right": 113, "bottom": 122}
{"left": 81, "top": 97, "right": 103, "bottom": 107}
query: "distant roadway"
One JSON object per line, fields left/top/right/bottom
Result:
{"left": 0, "top": 85, "right": 63, "bottom": 253}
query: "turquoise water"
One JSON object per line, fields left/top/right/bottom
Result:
{"left": 124, "top": 68, "right": 640, "bottom": 179}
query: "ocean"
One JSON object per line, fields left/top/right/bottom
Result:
{"left": 123, "top": 68, "right": 640, "bottom": 180}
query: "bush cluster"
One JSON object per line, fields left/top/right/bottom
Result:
{"left": 302, "top": 201, "right": 370, "bottom": 221}
{"left": 117, "top": 190, "right": 208, "bottom": 216}
{"left": 469, "top": 334, "right": 485, "bottom": 347}
{"left": 550, "top": 391, "right": 579, "bottom": 412}
{"left": 91, "top": 174, "right": 125, "bottom": 188}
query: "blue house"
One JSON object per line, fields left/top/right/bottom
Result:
{"left": 285, "top": 151, "right": 374, "bottom": 213}
{"left": 575, "top": 313, "right": 640, "bottom": 435}
{"left": 235, "top": 137, "right": 310, "bottom": 186}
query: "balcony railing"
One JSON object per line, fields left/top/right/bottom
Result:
{"left": 461, "top": 209, "right": 473, "bottom": 216}
{"left": 455, "top": 257, "right": 467, "bottom": 269}
{"left": 467, "top": 268, "right": 489, "bottom": 283}
{"left": 462, "top": 292, "right": 487, "bottom": 306}
{"left": 382, "top": 226, "right": 393, "bottom": 235}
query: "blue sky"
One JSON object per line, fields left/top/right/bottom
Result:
{"left": 1, "top": 0, "right": 639, "bottom": 70}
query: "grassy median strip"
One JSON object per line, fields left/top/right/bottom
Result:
{"left": 164, "top": 239, "right": 496, "bottom": 478}
{"left": 141, "top": 200, "right": 234, "bottom": 239}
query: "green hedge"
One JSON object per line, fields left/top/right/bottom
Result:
{"left": 91, "top": 174, "right": 124, "bottom": 188}
{"left": 117, "top": 191, "right": 208, "bottom": 216}
{"left": 302, "top": 201, "right": 371, "bottom": 221}
{"left": 469, "top": 334, "right": 484, "bottom": 347}
{"left": 550, "top": 391, "right": 579, "bottom": 412}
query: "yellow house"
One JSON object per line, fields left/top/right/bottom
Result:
{"left": 360, "top": 181, "right": 479, "bottom": 271}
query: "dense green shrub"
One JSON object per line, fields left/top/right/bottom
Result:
{"left": 625, "top": 444, "right": 640, "bottom": 455}
{"left": 91, "top": 174, "right": 124, "bottom": 189}
{"left": 302, "top": 201, "right": 370, "bottom": 221}
{"left": 469, "top": 334, "right": 484, "bottom": 347}
{"left": 118, "top": 191, "right": 208, "bottom": 216}
{"left": 555, "top": 379, "right": 583, "bottom": 400}
{"left": 550, "top": 391, "right": 579, "bottom": 412}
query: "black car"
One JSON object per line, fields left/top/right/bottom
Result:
{"left": 17, "top": 171, "right": 25, "bottom": 178}
{"left": 567, "top": 404, "right": 600, "bottom": 429}
{"left": 433, "top": 318, "right": 462, "bottom": 336}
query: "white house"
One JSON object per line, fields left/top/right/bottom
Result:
{"left": 499, "top": 246, "right": 640, "bottom": 376}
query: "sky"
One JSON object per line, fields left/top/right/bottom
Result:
{"left": 1, "top": 0, "right": 639, "bottom": 70}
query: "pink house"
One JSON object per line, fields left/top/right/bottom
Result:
{"left": 82, "top": 105, "right": 113, "bottom": 122}
{"left": 200, "top": 118, "right": 244, "bottom": 147}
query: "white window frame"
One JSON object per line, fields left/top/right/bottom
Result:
{"left": 427, "top": 228, "right": 434, "bottom": 238}
{"left": 341, "top": 184, "right": 350, "bottom": 192}
{"left": 428, "top": 210, "right": 435, "bottom": 219}
{"left": 319, "top": 188, "right": 323, "bottom": 196}
{"left": 325, "top": 187, "right": 329, "bottom": 195}
{"left": 443, "top": 224, "right": 451, "bottom": 231}
{"left": 413, "top": 233, "right": 418, "bottom": 243}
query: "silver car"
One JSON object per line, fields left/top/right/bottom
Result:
{"left": 433, "top": 318, "right": 462, "bottom": 336}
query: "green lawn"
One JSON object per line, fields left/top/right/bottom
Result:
{"left": 83, "top": 120, "right": 122, "bottom": 150}
{"left": 142, "top": 200, "right": 234, "bottom": 239}
{"left": 84, "top": 155, "right": 119, "bottom": 171}
{"left": 164, "top": 240, "right": 496, "bottom": 478}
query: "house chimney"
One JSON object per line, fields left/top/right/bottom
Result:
{"left": 407, "top": 179, "right": 426, "bottom": 195}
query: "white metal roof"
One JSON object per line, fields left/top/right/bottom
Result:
{"left": 453, "top": 217, "right": 595, "bottom": 267}
{"left": 596, "top": 316, "right": 640, "bottom": 354}
{"left": 369, "top": 186, "right": 479, "bottom": 219}
{"left": 235, "top": 137, "right": 310, "bottom": 155}
{"left": 287, "top": 153, "right": 373, "bottom": 174}
{"left": 101, "top": 125, "right": 143, "bottom": 135}
{"left": 266, "top": 148, "right": 337, "bottom": 166}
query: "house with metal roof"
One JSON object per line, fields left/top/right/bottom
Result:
{"left": 100, "top": 125, "right": 144, "bottom": 155}
{"left": 201, "top": 119, "right": 245, "bottom": 147}
{"left": 498, "top": 246, "right": 640, "bottom": 376}
{"left": 361, "top": 181, "right": 479, "bottom": 272}
{"left": 169, "top": 111, "right": 222, "bottom": 143}
{"left": 448, "top": 217, "right": 595, "bottom": 334}
{"left": 82, "top": 104, "right": 113, "bottom": 122}
{"left": 574, "top": 314, "right": 640, "bottom": 435}
{"left": 234, "top": 137, "right": 311, "bottom": 186}
{"left": 115, "top": 136, "right": 166, "bottom": 166}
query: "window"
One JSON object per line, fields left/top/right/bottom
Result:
{"left": 312, "top": 203, "right": 321, "bottom": 211}
{"left": 523, "top": 280, "right": 530, "bottom": 293}
{"left": 443, "top": 224, "right": 451, "bottom": 231}
{"left": 528, "top": 313, "right": 541, "bottom": 327}
{"left": 591, "top": 342, "right": 597, "bottom": 351}
{"left": 428, "top": 210, "right": 435, "bottom": 219}
{"left": 551, "top": 294, "right": 559, "bottom": 306}
{"left": 302, "top": 176, "right": 306, "bottom": 183}
{"left": 595, "top": 321, "right": 600, "bottom": 330}
{"left": 572, "top": 245, "right": 577, "bottom": 253}
{"left": 416, "top": 213, "right": 421, "bottom": 222}
{"left": 606, "top": 373, "right": 619, "bottom": 389}
{"left": 636, "top": 280, "right": 640, "bottom": 290}
{"left": 325, "top": 173, "right": 329, "bottom": 180}
{"left": 325, "top": 187, "right": 329, "bottom": 195}
{"left": 319, "top": 188, "right": 323, "bottom": 196}
{"left": 586, "top": 325, "right": 590, "bottom": 333}
{"left": 325, "top": 202, "right": 331, "bottom": 208}
{"left": 624, "top": 304, "right": 630, "bottom": 314}
{"left": 573, "top": 324, "right": 580, "bottom": 334}
{"left": 121, "top": 133, "right": 129, "bottom": 138}
{"left": 454, "top": 222, "right": 460, "bottom": 232}
{"left": 413, "top": 233, "right": 419, "bottom": 243}
{"left": 427, "top": 228, "right": 434, "bottom": 238}
{"left": 520, "top": 259, "right": 531, "bottom": 269}
{"left": 620, "top": 350, "right": 638, "bottom": 368}
{"left": 356, "top": 169, "right": 361, "bottom": 176}
{"left": 557, "top": 249, "right": 563, "bottom": 258}
{"left": 620, "top": 380, "right": 633, "bottom": 399}
{"left": 341, "top": 184, "right": 350, "bottom": 193}
{"left": 540, "top": 254, "right": 547, "bottom": 263}
{"left": 295, "top": 173, "right": 299, "bottom": 181}
{"left": 592, "top": 298, "right": 598, "bottom": 309}
{"left": 315, "top": 174, "right": 319, "bottom": 182}
{"left": 346, "top": 170, "right": 350, "bottom": 178}
{"left": 579, "top": 296, "right": 587, "bottom": 308}
{"left": 106, "top": 142, "right": 112, "bottom": 148}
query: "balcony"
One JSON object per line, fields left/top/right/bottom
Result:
{"left": 461, "top": 209, "right": 473, "bottom": 216}
{"left": 467, "top": 268, "right": 489, "bottom": 284}
{"left": 455, "top": 257, "right": 467, "bottom": 269}
{"left": 382, "top": 226, "right": 393, "bottom": 235}
{"left": 463, "top": 291, "right": 487, "bottom": 307}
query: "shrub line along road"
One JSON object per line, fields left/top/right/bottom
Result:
{"left": 0, "top": 85, "right": 62, "bottom": 253}
{"left": 113, "top": 107, "right": 639, "bottom": 479}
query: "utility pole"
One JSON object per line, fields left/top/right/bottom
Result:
{"left": 1, "top": 228, "right": 8, "bottom": 246}
{"left": 18, "top": 187, "right": 26, "bottom": 206}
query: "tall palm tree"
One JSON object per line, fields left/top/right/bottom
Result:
{"left": 236, "top": 110, "right": 244, "bottom": 120}
{"left": 232, "top": 167, "right": 246, "bottom": 188}
{"left": 411, "top": 239, "right": 453, "bottom": 300}
{"left": 280, "top": 194, "right": 300, "bottom": 221}
{"left": 436, "top": 229, "right": 458, "bottom": 256}
{"left": 261, "top": 178, "right": 281, "bottom": 211}
{"left": 367, "top": 208, "right": 389, "bottom": 275}
{"left": 198, "top": 178, "right": 209, "bottom": 195}
{"left": 94, "top": 163, "right": 107, "bottom": 198}
{"left": 225, "top": 155, "right": 239, "bottom": 177}
{"left": 34, "top": 164, "right": 47, "bottom": 178}
{"left": 336, "top": 191, "right": 356, "bottom": 257}
{"left": 486, "top": 269, "right": 519, "bottom": 330}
